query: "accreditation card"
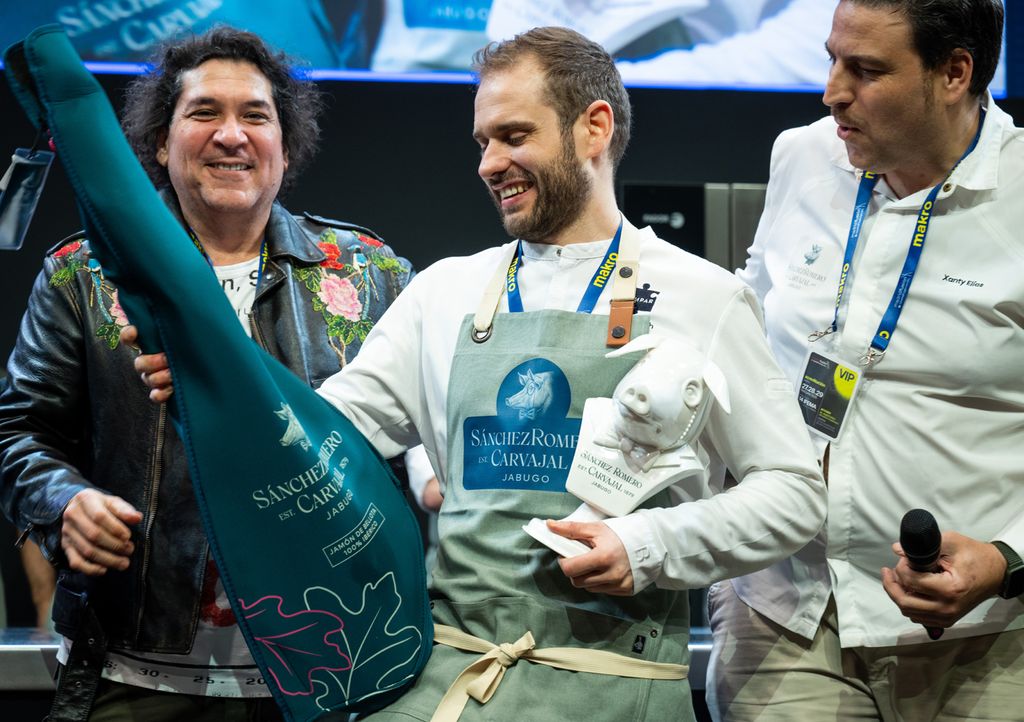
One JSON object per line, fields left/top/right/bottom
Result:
{"left": 797, "top": 347, "right": 862, "bottom": 440}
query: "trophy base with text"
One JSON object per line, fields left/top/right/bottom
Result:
{"left": 523, "top": 398, "right": 708, "bottom": 557}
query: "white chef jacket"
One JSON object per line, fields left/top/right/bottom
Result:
{"left": 736, "top": 94, "right": 1024, "bottom": 647}
{"left": 318, "top": 226, "right": 825, "bottom": 593}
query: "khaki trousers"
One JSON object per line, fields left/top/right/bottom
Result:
{"left": 706, "top": 580, "right": 1024, "bottom": 721}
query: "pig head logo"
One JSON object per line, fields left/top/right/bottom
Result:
{"left": 804, "top": 244, "right": 823, "bottom": 265}
{"left": 505, "top": 370, "right": 553, "bottom": 421}
{"left": 275, "top": 403, "right": 311, "bottom": 451}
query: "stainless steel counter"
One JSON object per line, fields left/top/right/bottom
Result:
{"left": 0, "top": 627, "right": 61, "bottom": 691}
{"left": 688, "top": 626, "right": 712, "bottom": 689}
{"left": 0, "top": 626, "right": 712, "bottom": 691}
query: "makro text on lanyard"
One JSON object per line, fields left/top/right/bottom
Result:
{"left": 505, "top": 220, "right": 624, "bottom": 314}
{"left": 188, "top": 228, "right": 269, "bottom": 288}
{"left": 814, "top": 108, "right": 986, "bottom": 365}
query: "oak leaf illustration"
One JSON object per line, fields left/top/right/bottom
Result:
{"left": 303, "top": 572, "right": 425, "bottom": 710}
{"left": 238, "top": 595, "right": 352, "bottom": 697}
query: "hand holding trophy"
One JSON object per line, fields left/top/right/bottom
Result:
{"left": 524, "top": 333, "right": 731, "bottom": 555}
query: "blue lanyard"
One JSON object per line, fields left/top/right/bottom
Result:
{"left": 505, "top": 220, "right": 623, "bottom": 314}
{"left": 822, "top": 109, "right": 985, "bottom": 360}
{"left": 189, "top": 229, "right": 269, "bottom": 288}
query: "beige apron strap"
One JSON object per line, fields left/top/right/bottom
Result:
{"left": 430, "top": 623, "right": 688, "bottom": 722}
{"left": 471, "top": 243, "right": 518, "bottom": 344}
{"left": 606, "top": 215, "right": 641, "bottom": 347}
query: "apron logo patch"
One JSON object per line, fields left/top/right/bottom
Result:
{"left": 462, "top": 358, "right": 580, "bottom": 492}
{"left": 632, "top": 635, "right": 646, "bottom": 654}
{"left": 634, "top": 283, "right": 660, "bottom": 312}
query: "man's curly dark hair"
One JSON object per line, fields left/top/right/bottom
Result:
{"left": 121, "top": 26, "right": 322, "bottom": 192}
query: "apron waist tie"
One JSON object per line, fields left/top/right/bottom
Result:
{"left": 429, "top": 623, "right": 688, "bottom": 722}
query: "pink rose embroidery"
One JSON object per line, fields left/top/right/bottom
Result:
{"left": 318, "top": 274, "right": 362, "bottom": 321}
{"left": 110, "top": 291, "right": 129, "bottom": 327}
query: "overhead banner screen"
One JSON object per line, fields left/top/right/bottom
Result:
{"left": 0, "top": 1, "right": 1009, "bottom": 95}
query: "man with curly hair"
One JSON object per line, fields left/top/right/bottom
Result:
{"left": 0, "top": 26, "right": 412, "bottom": 721}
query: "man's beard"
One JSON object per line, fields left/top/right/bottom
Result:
{"left": 493, "top": 137, "right": 591, "bottom": 243}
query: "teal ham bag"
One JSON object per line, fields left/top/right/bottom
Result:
{"left": 3, "top": 26, "right": 431, "bottom": 720}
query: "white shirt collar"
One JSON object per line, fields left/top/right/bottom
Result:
{"left": 519, "top": 237, "right": 614, "bottom": 261}
{"left": 827, "top": 91, "right": 1006, "bottom": 195}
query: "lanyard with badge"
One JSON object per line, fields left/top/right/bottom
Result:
{"left": 798, "top": 109, "right": 985, "bottom": 440}
{"left": 505, "top": 220, "right": 623, "bottom": 314}
{"left": 472, "top": 216, "right": 638, "bottom": 347}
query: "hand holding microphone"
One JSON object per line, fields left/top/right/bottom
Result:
{"left": 898, "top": 508, "right": 945, "bottom": 640}
{"left": 884, "top": 509, "right": 1009, "bottom": 635}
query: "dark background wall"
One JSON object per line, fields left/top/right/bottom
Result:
{"left": 2, "top": 74, "right": 1022, "bottom": 362}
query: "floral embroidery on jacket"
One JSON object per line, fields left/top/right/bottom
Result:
{"left": 295, "top": 228, "right": 407, "bottom": 366}
{"left": 49, "top": 241, "right": 125, "bottom": 349}
{"left": 46, "top": 226, "right": 408, "bottom": 362}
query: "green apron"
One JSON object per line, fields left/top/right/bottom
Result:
{"left": 371, "top": 238, "right": 694, "bottom": 721}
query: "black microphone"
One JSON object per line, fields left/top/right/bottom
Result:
{"left": 899, "top": 508, "right": 944, "bottom": 640}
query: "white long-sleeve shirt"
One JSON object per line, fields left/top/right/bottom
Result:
{"left": 318, "top": 227, "right": 825, "bottom": 592}
{"left": 736, "top": 95, "right": 1024, "bottom": 647}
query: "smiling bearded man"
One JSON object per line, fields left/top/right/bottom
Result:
{"left": 309, "top": 26, "right": 826, "bottom": 721}
{"left": 486, "top": 123, "right": 592, "bottom": 244}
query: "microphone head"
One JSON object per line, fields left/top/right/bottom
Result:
{"left": 900, "top": 508, "right": 942, "bottom": 569}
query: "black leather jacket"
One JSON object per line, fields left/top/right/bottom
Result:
{"left": 0, "top": 197, "right": 412, "bottom": 652}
